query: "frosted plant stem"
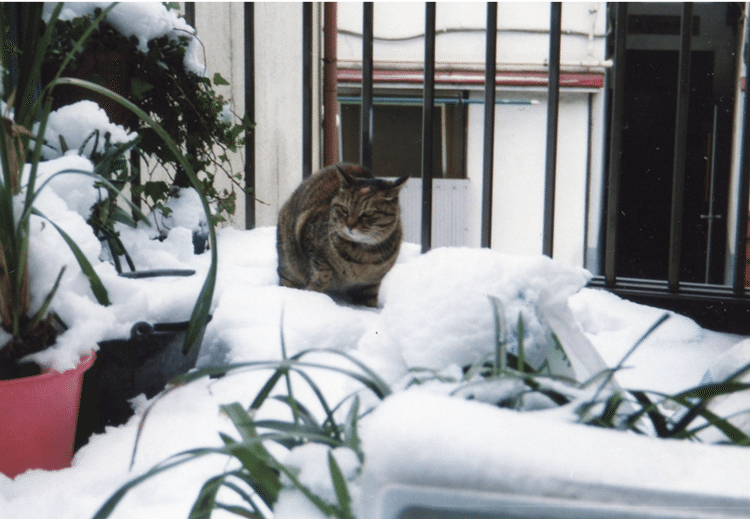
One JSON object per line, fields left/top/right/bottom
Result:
{"left": 591, "top": 312, "right": 671, "bottom": 403}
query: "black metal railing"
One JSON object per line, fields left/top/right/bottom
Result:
{"left": 238, "top": 2, "right": 750, "bottom": 333}
{"left": 590, "top": 2, "right": 750, "bottom": 333}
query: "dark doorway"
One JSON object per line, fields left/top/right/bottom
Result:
{"left": 612, "top": 3, "right": 741, "bottom": 284}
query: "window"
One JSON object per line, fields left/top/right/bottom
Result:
{"left": 339, "top": 93, "right": 467, "bottom": 179}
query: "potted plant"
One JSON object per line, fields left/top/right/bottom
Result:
{"left": 42, "top": 2, "right": 251, "bottom": 252}
{"left": 0, "top": 3, "right": 217, "bottom": 478}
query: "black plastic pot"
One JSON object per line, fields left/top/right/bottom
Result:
{"left": 75, "top": 269, "right": 210, "bottom": 449}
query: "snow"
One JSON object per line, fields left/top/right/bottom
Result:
{"left": 4, "top": 5, "right": 745, "bottom": 516}
{"left": 43, "top": 2, "right": 205, "bottom": 75}
{"left": 357, "top": 391, "right": 750, "bottom": 511}
{"left": 2, "top": 143, "right": 750, "bottom": 517}
{"left": 41, "top": 101, "right": 136, "bottom": 161}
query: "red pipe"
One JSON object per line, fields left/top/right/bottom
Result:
{"left": 323, "top": 2, "right": 338, "bottom": 166}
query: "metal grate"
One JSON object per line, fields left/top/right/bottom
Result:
{"left": 590, "top": 2, "right": 750, "bottom": 333}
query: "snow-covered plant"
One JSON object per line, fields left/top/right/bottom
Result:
{"left": 0, "top": 4, "right": 118, "bottom": 374}
{"left": 0, "top": 3, "right": 216, "bottom": 376}
{"left": 409, "top": 299, "right": 750, "bottom": 446}
{"left": 94, "top": 346, "right": 392, "bottom": 519}
{"left": 43, "top": 2, "right": 251, "bottom": 227}
{"left": 576, "top": 313, "right": 750, "bottom": 444}
{"left": 404, "top": 295, "right": 584, "bottom": 411}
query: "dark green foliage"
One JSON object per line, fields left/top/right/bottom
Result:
{"left": 43, "top": 4, "right": 252, "bottom": 227}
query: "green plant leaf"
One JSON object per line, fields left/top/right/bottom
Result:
{"left": 328, "top": 452, "right": 354, "bottom": 519}
{"left": 213, "top": 72, "right": 230, "bottom": 86}
{"left": 32, "top": 208, "right": 110, "bottom": 306}
{"left": 516, "top": 314, "right": 525, "bottom": 374}
{"left": 270, "top": 395, "right": 321, "bottom": 429}
{"left": 189, "top": 473, "right": 225, "bottom": 519}
{"left": 289, "top": 367, "right": 341, "bottom": 439}
{"left": 488, "top": 295, "right": 507, "bottom": 374}
{"left": 291, "top": 348, "right": 393, "bottom": 399}
{"left": 25, "top": 266, "right": 66, "bottom": 333}
{"left": 343, "top": 397, "right": 363, "bottom": 460}
{"left": 94, "top": 448, "right": 231, "bottom": 519}
{"left": 250, "top": 366, "right": 287, "bottom": 412}
{"left": 221, "top": 403, "right": 283, "bottom": 505}
{"left": 143, "top": 180, "right": 171, "bottom": 203}
{"left": 130, "top": 76, "right": 155, "bottom": 100}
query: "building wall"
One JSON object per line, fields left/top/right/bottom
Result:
{"left": 192, "top": 2, "right": 247, "bottom": 228}
{"left": 464, "top": 89, "right": 597, "bottom": 265}
{"left": 191, "top": 2, "right": 312, "bottom": 229}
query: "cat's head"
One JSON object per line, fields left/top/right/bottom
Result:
{"left": 330, "top": 164, "right": 408, "bottom": 245}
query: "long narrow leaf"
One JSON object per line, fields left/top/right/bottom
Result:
{"left": 218, "top": 436, "right": 281, "bottom": 508}
{"left": 32, "top": 208, "right": 110, "bottom": 305}
{"left": 270, "top": 395, "right": 321, "bottom": 429}
{"left": 589, "top": 313, "right": 670, "bottom": 402}
{"left": 292, "top": 348, "right": 393, "bottom": 399}
{"left": 344, "top": 396, "right": 363, "bottom": 459}
{"left": 289, "top": 367, "right": 341, "bottom": 438}
{"left": 630, "top": 390, "right": 669, "bottom": 437}
{"left": 253, "top": 420, "right": 342, "bottom": 447}
{"left": 516, "top": 314, "right": 525, "bottom": 374}
{"left": 488, "top": 295, "right": 507, "bottom": 374}
{"left": 189, "top": 473, "right": 227, "bottom": 519}
{"left": 249, "top": 367, "right": 287, "bottom": 412}
{"left": 328, "top": 452, "right": 354, "bottom": 519}
{"left": 220, "top": 476, "right": 271, "bottom": 519}
{"left": 25, "top": 266, "right": 66, "bottom": 332}
{"left": 95, "top": 447, "right": 239, "bottom": 519}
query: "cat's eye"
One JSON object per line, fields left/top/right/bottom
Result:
{"left": 335, "top": 205, "right": 348, "bottom": 216}
{"left": 362, "top": 209, "right": 376, "bottom": 218}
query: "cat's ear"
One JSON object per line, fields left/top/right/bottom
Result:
{"left": 391, "top": 175, "right": 409, "bottom": 189}
{"left": 382, "top": 175, "right": 408, "bottom": 200}
{"left": 335, "top": 164, "right": 357, "bottom": 187}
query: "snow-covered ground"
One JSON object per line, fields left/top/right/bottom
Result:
{"left": 1, "top": 150, "right": 750, "bottom": 518}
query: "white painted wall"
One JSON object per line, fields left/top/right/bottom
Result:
{"left": 192, "top": 2, "right": 247, "bottom": 228}
{"left": 252, "top": 3, "right": 306, "bottom": 227}
{"left": 190, "top": 2, "right": 312, "bottom": 229}
{"left": 337, "top": 3, "right": 608, "bottom": 68}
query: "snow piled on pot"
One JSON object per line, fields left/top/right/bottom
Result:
{"left": 42, "top": 2, "right": 205, "bottom": 75}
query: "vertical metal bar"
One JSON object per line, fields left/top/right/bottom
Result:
{"left": 542, "top": 2, "right": 562, "bottom": 258}
{"left": 184, "top": 2, "right": 195, "bottom": 27}
{"left": 302, "top": 2, "right": 313, "bottom": 179}
{"left": 604, "top": 2, "right": 628, "bottom": 286}
{"left": 704, "top": 105, "right": 718, "bottom": 284}
{"left": 361, "top": 2, "right": 374, "bottom": 171}
{"left": 323, "top": 2, "right": 338, "bottom": 166}
{"left": 421, "top": 3, "right": 436, "bottom": 253}
{"left": 733, "top": 16, "right": 750, "bottom": 293}
{"left": 583, "top": 92, "right": 594, "bottom": 270}
{"left": 481, "top": 2, "right": 498, "bottom": 249}
{"left": 667, "top": 2, "right": 693, "bottom": 290}
{"left": 244, "top": 2, "right": 256, "bottom": 229}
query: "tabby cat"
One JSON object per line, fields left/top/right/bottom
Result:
{"left": 277, "top": 163, "right": 408, "bottom": 307}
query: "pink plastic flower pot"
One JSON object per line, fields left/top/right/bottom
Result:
{"left": 0, "top": 353, "right": 96, "bottom": 478}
